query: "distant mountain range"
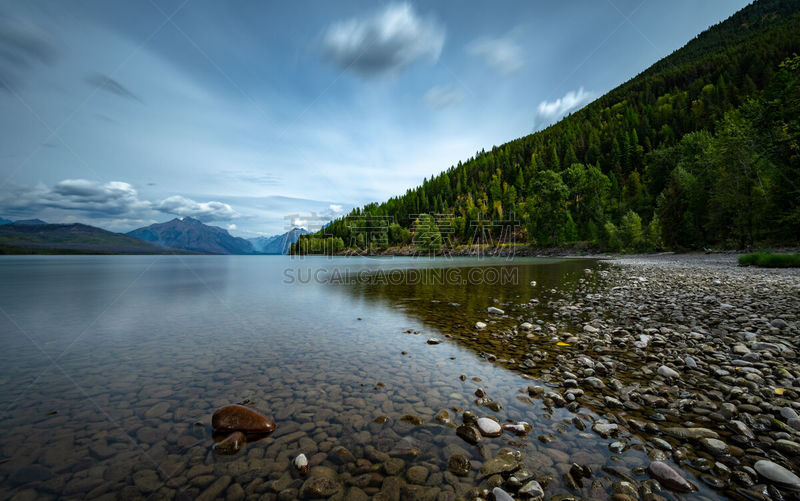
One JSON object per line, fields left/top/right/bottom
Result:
{"left": 126, "top": 217, "right": 255, "bottom": 254}
{"left": 11, "top": 219, "right": 48, "bottom": 226}
{"left": 0, "top": 216, "right": 313, "bottom": 255}
{"left": 0, "top": 221, "right": 179, "bottom": 254}
{"left": 249, "top": 227, "right": 308, "bottom": 255}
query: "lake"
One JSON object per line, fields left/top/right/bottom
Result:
{"left": 0, "top": 255, "right": 717, "bottom": 500}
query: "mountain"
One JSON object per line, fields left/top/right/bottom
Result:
{"left": 0, "top": 223, "right": 178, "bottom": 254}
{"left": 127, "top": 217, "right": 255, "bottom": 254}
{"left": 11, "top": 219, "right": 48, "bottom": 226}
{"left": 249, "top": 227, "right": 308, "bottom": 254}
{"left": 0, "top": 218, "right": 12, "bottom": 225}
{"left": 296, "top": 0, "right": 800, "bottom": 253}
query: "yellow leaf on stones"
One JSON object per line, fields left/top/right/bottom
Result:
{"left": 556, "top": 342, "right": 570, "bottom": 346}
{"left": 775, "top": 388, "right": 785, "bottom": 395}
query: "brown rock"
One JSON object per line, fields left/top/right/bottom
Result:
{"left": 211, "top": 404, "right": 276, "bottom": 433}
{"left": 456, "top": 425, "right": 481, "bottom": 445}
{"left": 214, "top": 431, "right": 246, "bottom": 455}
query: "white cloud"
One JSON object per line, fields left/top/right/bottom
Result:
{"left": 424, "top": 85, "right": 464, "bottom": 109}
{"left": 227, "top": 223, "right": 237, "bottom": 230}
{"left": 0, "top": 179, "right": 248, "bottom": 227}
{"left": 468, "top": 37, "right": 524, "bottom": 75}
{"left": 321, "top": 3, "right": 444, "bottom": 76}
{"left": 535, "top": 87, "right": 596, "bottom": 126}
{"left": 0, "top": 179, "right": 151, "bottom": 215}
{"left": 156, "top": 195, "right": 238, "bottom": 222}
{"left": 329, "top": 204, "right": 342, "bottom": 213}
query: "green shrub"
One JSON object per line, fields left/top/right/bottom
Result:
{"left": 738, "top": 252, "right": 800, "bottom": 267}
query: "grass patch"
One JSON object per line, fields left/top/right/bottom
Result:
{"left": 738, "top": 252, "right": 800, "bottom": 267}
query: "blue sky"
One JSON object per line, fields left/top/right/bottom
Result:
{"left": 0, "top": 0, "right": 750, "bottom": 235}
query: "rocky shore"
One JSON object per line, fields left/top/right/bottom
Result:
{"left": 453, "top": 252, "right": 800, "bottom": 500}
{"left": 337, "top": 243, "right": 604, "bottom": 258}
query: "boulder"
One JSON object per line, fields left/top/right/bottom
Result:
{"left": 211, "top": 404, "right": 275, "bottom": 433}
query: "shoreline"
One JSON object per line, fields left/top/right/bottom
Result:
{"left": 432, "top": 250, "right": 800, "bottom": 498}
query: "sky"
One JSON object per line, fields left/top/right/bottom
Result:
{"left": 0, "top": 0, "right": 751, "bottom": 236}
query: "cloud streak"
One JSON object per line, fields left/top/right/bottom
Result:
{"left": 468, "top": 36, "right": 523, "bottom": 75}
{"left": 0, "top": 16, "right": 58, "bottom": 90}
{"left": 156, "top": 195, "right": 238, "bottom": 222}
{"left": 86, "top": 73, "right": 143, "bottom": 103}
{"left": 321, "top": 3, "right": 444, "bottom": 76}
{"left": 535, "top": 87, "right": 595, "bottom": 127}
{"left": 424, "top": 84, "right": 464, "bottom": 109}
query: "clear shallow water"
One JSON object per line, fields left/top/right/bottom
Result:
{"left": 0, "top": 255, "right": 709, "bottom": 500}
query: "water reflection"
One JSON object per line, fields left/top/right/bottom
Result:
{"left": 336, "top": 258, "right": 605, "bottom": 362}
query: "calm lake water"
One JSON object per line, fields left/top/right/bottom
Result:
{"left": 0, "top": 255, "right": 714, "bottom": 500}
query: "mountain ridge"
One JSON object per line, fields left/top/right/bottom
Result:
{"left": 126, "top": 217, "right": 255, "bottom": 255}
{"left": 0, "top": 222, "right": 186, "bottom": 254}
{"left": 249, "top": 227, "right": 309, "bottom": 254}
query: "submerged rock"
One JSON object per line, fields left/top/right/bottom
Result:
{"left": 300, "top": 476, "right": 342, "bottom": 498}
{"left": 406, "top": 465, "right": 429, "bottom": 484}
{"left": 592, "top": 423, "right": 618, "bottom": 438}
{"left": 448, "top": 454, "right": 471, "bottom": 476}
{"left": 211, "top": 404, "right": 275, "bottom": 433}
{"left": 399, "top": 414, "right": 423, "bottom": 426}
{"left": 456, "top": 425, "right": 481, "bottom": 445}
{"left": 214, "top": 431, "right": 245, "bottom": 455}
{"left": 488, "top": 306, "right": 505, "bottom": 315}
{"left": 479, "top": 451, "right": 519, "bottom": 477}
{"left": 647, "top": 461, "right": 697, "bottom": 492}
{"left": 10, "top": 465, "right": 53, "bottom": 486}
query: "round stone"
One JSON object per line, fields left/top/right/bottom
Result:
{"left": 647, "top": 461, "right": 696, "bottom": 492}
{"left": 476, "top": 417, "right": 502, "bottom": 437}
{"left": 448, "top": 454, "right": 471, "bottom": 476}
{"left": 211, "top": 405, "right": 275, "bottom": 433}
{"left": 406, "top": 465, "right": 428, "bottom": 484}
{"left": 754, "top": 460, "right": 800, "bottom": 490}
{"left": 492, "top": 487, "right": 514, "bottom": 501}
{"left": 456, "top": 425, "right": 481, "bottom": 445}
{"left": 699, "top": 438, "right": 729, "bottom": 456}
{"left": 657, "top": 365, "right": 679, "bottom": 378}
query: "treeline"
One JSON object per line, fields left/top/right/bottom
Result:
{"left": 293, "top": 0, "right": 800, "bottom": 255}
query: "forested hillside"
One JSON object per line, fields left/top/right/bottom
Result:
{"left": 295, "top": 0, "right": 800, "bottom": 254}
